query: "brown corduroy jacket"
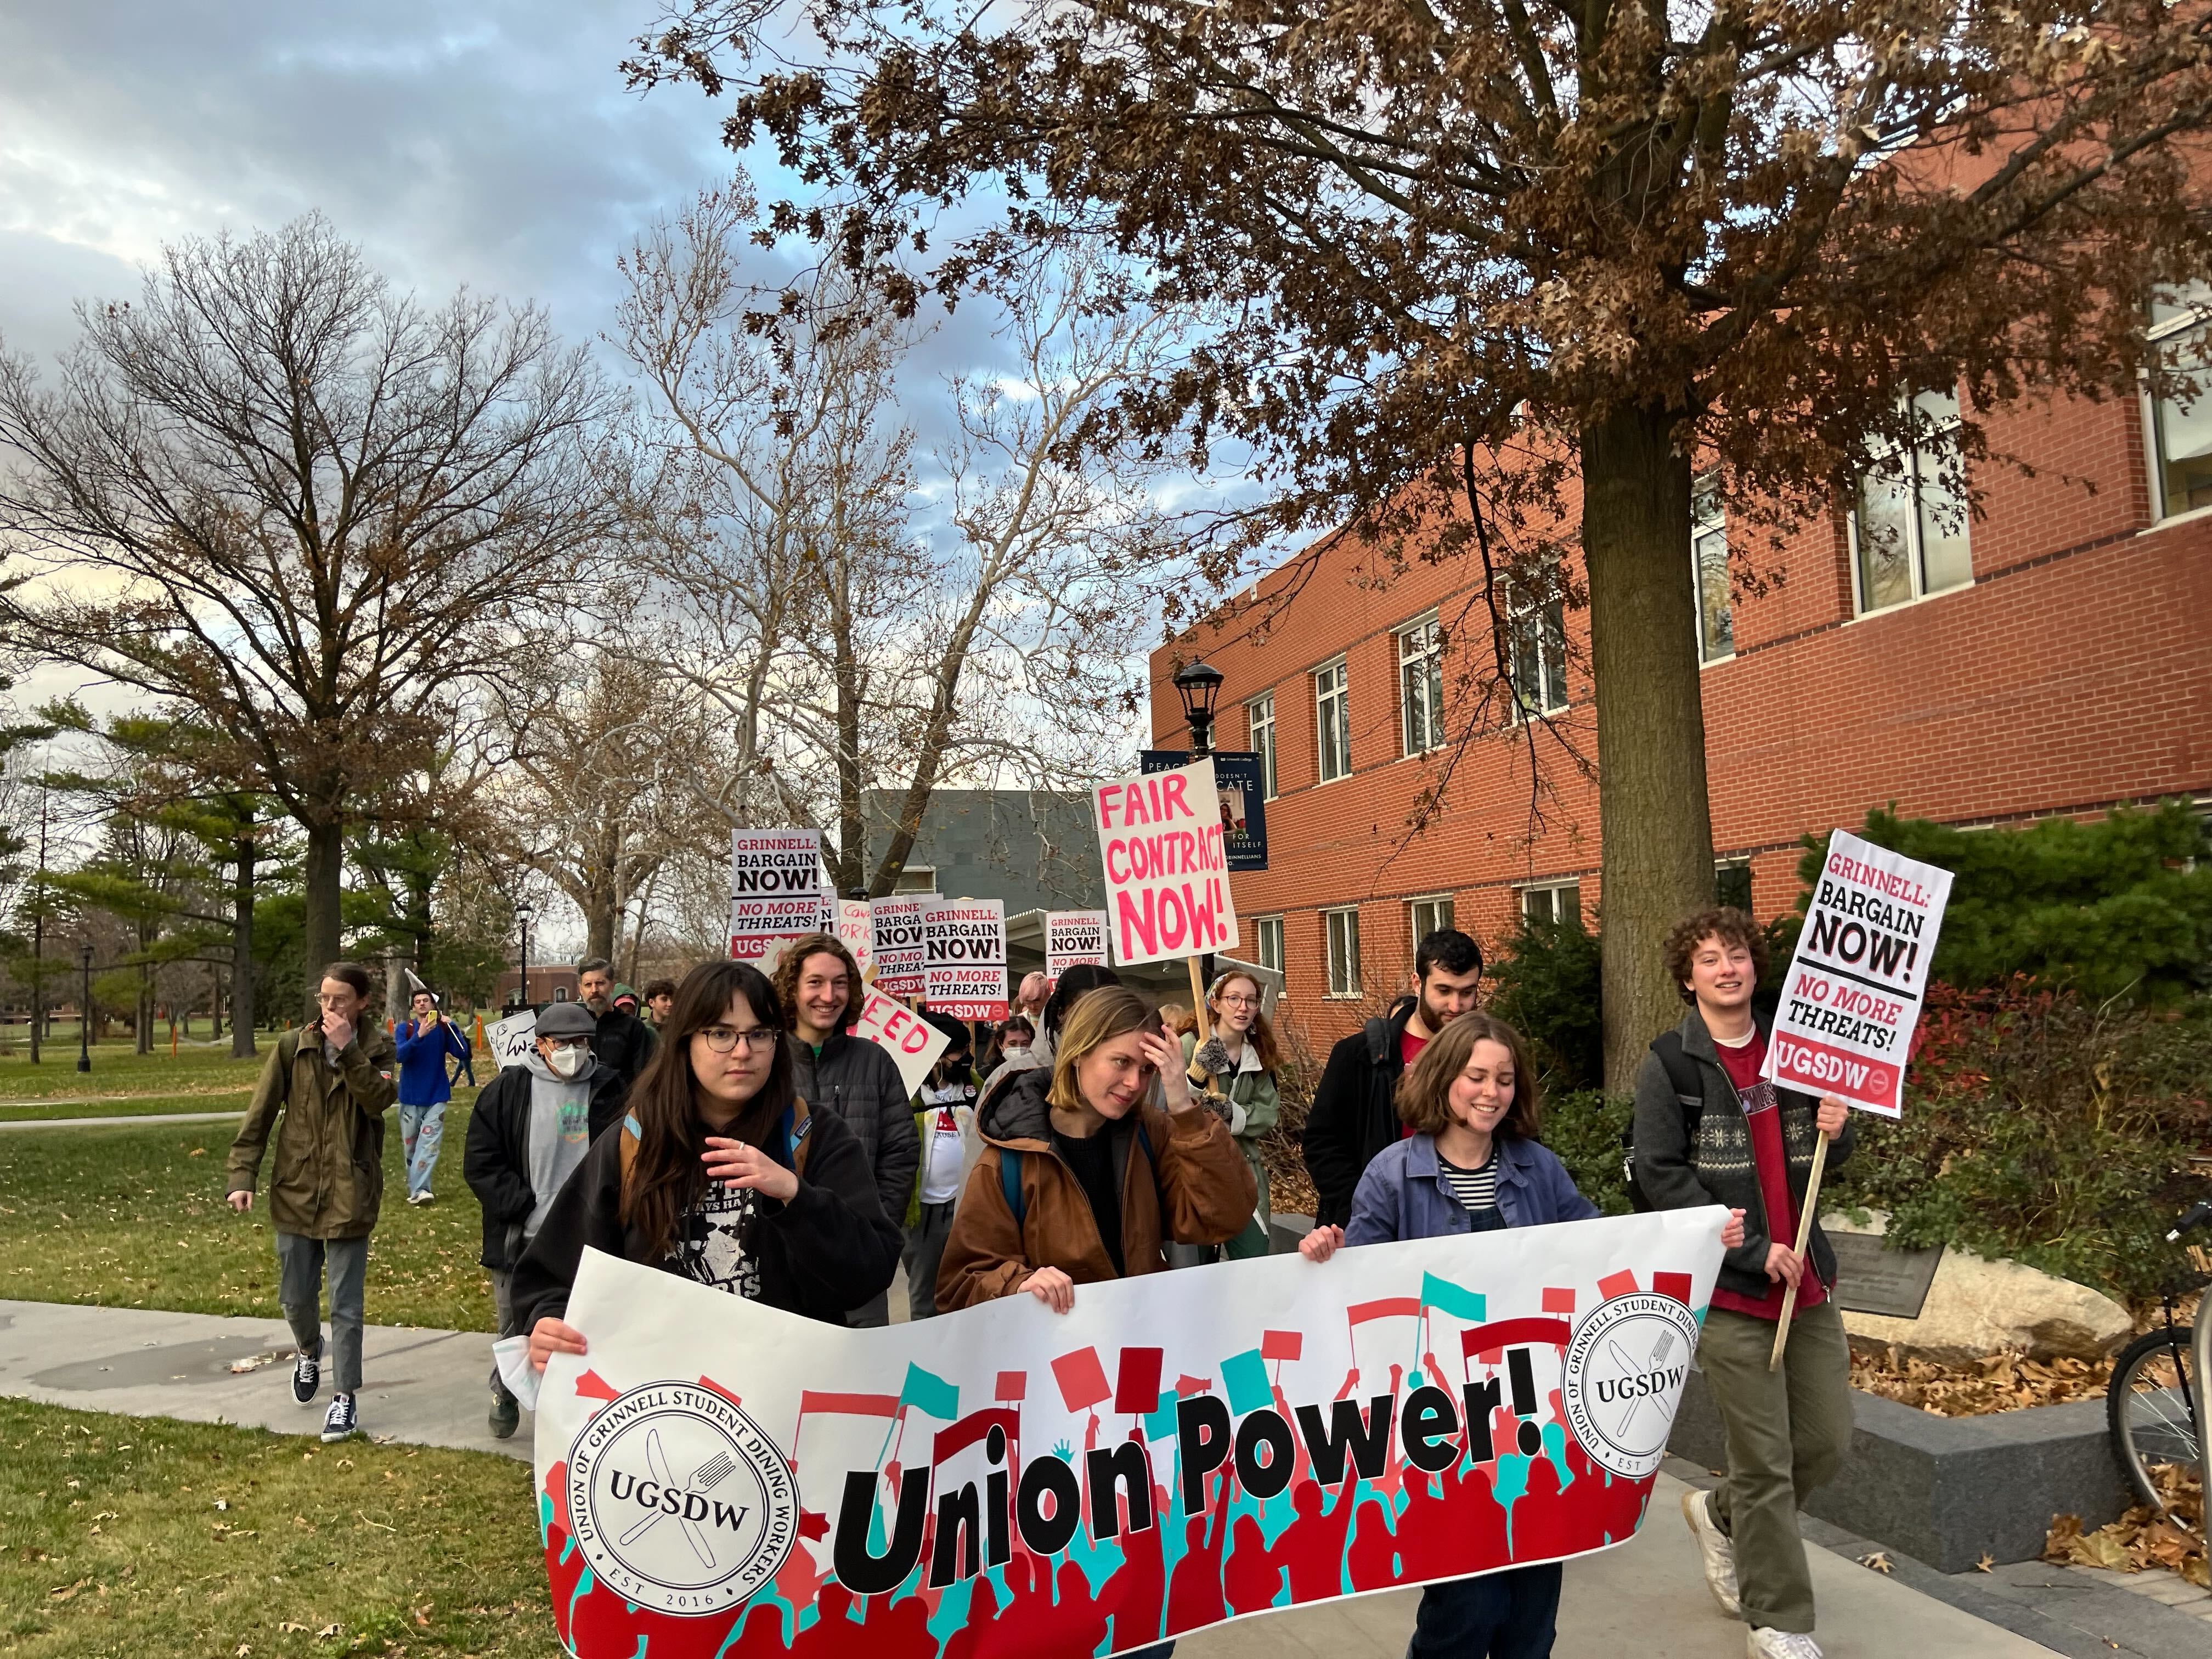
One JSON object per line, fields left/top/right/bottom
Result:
{"left": 935, "top": 1064, "right": 1256, "bottom": 1311}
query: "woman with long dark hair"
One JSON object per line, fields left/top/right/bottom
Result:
{"left": 514, "top": 960, "right": 901, "bottom": 1372}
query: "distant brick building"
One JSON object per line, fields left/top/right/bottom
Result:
{"left": 1151, "top": 376, "right": 2212, "bottom": 1052}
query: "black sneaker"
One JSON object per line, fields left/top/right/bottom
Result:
{"left": 292, "top": 1352, "right": 320, "bottom": 1404}
{"left": 321, "top": 1393, "right": 359, "bottom": 1442}
{"left": 489, "top": 1382, "right": 521, "bottom": 1440}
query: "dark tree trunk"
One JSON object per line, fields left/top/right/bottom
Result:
{"left": 231, "top": 827, "right": 258, "bottom": 1058}
{"left": 136, "top": 962, "right": 153, "bottom": 1055}
{"left": 833, "top": 604, "right": 865, "bottom": 893}
{"left": 302, "top": 819, "right": 345, "bottom": 1007}
{"left": 1581, "top": 400, "right": 1717, "bottom": 1091}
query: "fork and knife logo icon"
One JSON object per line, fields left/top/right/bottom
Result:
{"left": 616, "top": 1429, "right": 739, "bottom": 1567}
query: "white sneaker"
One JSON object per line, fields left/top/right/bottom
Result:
{"left": 1747, "top": 1629, "right": 1822, "bottom": 1659}
{"left": 1682, "top": 1486, "right": 1741, "bottom": 1617}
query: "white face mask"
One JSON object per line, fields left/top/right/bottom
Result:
{"left": 546, "top": 1045, "right": 588, "bottom": 1080}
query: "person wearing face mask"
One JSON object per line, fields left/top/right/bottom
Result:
{"left": 1299, "top": 1012, "right": 1746, "bottom": 1659}
{"left": 462, "top": 1001, "right": 620, "bottom": 1438}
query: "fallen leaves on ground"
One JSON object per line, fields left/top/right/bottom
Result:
{"left": 2047, "top": 1465, "right": 2211, "bottom": 1584}
{"left": 1850, "top": 1345, "right": 2111, "bottom": 1416}
{"left": 1859, "top": 1551, "right": 1893, "bottom": 1573}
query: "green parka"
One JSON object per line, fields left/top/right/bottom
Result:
{"left": 226, "top": 1024, "right": 398, "bottom": 1239}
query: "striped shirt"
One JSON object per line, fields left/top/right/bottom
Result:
{"left": 1438, "top": 1149, "right": 1500, "bottom": 1214}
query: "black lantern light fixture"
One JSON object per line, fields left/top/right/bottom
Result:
{"left": 76, "top": 944, "right": 94, "bottom": 1073}
{"left": 1172, "top": 659, "right": 1226, "bottom": 758}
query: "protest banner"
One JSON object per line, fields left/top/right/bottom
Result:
{"left": 1763, "top": 826, "right": 1954, "bottom": 1367}
{"left": 870, "top": 896, "right": 928, "bottom": 998}
{"left": 1093, "top": 757, "right": 1240, "bottom": 969}
{"left": 533, "top": 1207, "right": 1728, "bottom": 1658}
{"left": 851, "top": 987, "right": 954, "bottom": 1097}
{"left": 923, "top": 897, "right": 1007, "bottom": 1020}
{"left": 1042, "top": 909, "right": 1108, "bottom": 986}
{"left": 1140, "top": 750, "right": 1269, "bottom": 871}
{"left": 728, "top": 831, "right": 828, "bottom": 970}
{"left": 837, "top": 899, "right": 875, "bottom": 980}
{"left": 486, "top": 1011, "right": 537, "bottom": 1071}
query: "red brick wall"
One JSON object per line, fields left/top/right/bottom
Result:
{"left": 1153, "top": 388, "right": 2212, "bottom": 1054}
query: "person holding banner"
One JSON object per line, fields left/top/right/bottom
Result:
{"left": 513, "top": 961, "right": 902, "bottom": 1375}
{"left": 1175, "top": 969, "right": 1282, "bottom": 1264}
{"left": 935, "top": 986, "right": 1255, "bottom": 1318}
{"left": 770, "top": 933, "right": 920, "bottom": 1328}
{"left": 1302, "top": 1012, "right": 1744, "bottom": 1659}
{"left": 1633, "top": 908, "right": 1853, "bottom": 1659}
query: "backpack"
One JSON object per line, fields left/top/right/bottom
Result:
{"left": 998, "top": 1119, "right": 1156, "bottom": 1226}
{"left": 1620, "top": 1031, "right": 1704, "bottom": 1213}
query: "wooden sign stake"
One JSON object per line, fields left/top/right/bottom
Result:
{"left": 1768, "top": 1130, "right": 1832, "bottom": 1372}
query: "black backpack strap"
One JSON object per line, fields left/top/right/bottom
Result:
{"left": 1363, "top": 1017, "right": 1390, "bottom": 1068}
{"left": 1651, "top": 1029, "right": 1705, "bottom": 1120}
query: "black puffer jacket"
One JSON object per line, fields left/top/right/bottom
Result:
{"left": 1301, "top": 997, "right": 1417, "bottom": 1228}
{"left": 590, "top": 1006, "right": 659, "bottom": 1103}
{"left": 791, "top": 1029, "right": 920, "bottom": 1227}
{"left": 461, "top": 1059, "right": 625, "bottom": 1272}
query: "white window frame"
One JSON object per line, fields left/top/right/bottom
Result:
{"left": 1323, "top": 906, "right": 1362, "bottom": 998}
{"left": 1692, "top": 476, "right": 1733, "bottom": 664}
{"left": 1252, "top": 914, "right": 1285, "bottom": 979}
{"left": 1849, "top": 389, "right": 1973, "bottom": 615}
{"left": 1408, "top": 894, "right": 1455, "bottom": 953}
{"left": 1519, "top": 881, "right": 1581, "bottom": 928}
{"left": 2146, "top": 283, "right": 2212, "bottom": 522}
{"left": 1397, "top": 614, "right": 1446, "bottom": 757}
{"left": 1248, "top": 694, "right": 1278, "bottom": 800}
{"left": 1314, "top": 658, "right": 1351, "bottom": 784}
{"left": 1507, "top": 589, "right": 1569, "bottom": 719}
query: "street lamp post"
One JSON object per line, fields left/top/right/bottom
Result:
{"left": 1172, "top": 659, "right": 1225, "bottom": 758}
{"left": 77, "top": 945, "right": 93, "bottom": 1073}
{"left": 516, "top": 904, "right": 534, "bottom": 1013}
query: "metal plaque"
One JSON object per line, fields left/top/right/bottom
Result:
{"left": 1827, "top": 1231, "right": 1944, "bottom": 1321}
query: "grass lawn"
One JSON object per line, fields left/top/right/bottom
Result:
{"left": 0, "top": 1042, "right": 266, "bottom": 1103}
{"left": 0, "top": 1103, "right": 496, "bottom": 1333}
{"left": 0, "top": 1395, "right": 556, "bottom": 1658}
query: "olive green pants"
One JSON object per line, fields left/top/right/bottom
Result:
{"left": 1698, "top": 1301, "right": 1854, "bottom": 1634}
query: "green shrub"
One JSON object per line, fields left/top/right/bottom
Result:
{"left": 1789, "top": 802, "right": 2212, "bottom": 1005}
{"left": 1540, "top": 1088, "right": 1634, "bottom": 1216}
{"left": 1487, "top": 918, "right": 1604, "bottom": 1092}
{"left": 1826, "top": 982, "right": 2212, "bottom": 1305}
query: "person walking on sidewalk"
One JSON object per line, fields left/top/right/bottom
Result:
{"left": 393, "top": 988, "right": 471, "bottom": 1206}
{"left": 770, "top": 932, "right": 919, "bottom": 1328}
{"left": 577, "top": 956, "right": 658, "bottom": 1110}
{"left": 224, "top": 962, "right": 397, "bottom": 1444}
{"left": 462, "top": 1000, "right": 619, "bottom": 1438}
{"left": 1300, "top": 1009, "right": 1744, "bottom": 1659}
{"left": 516, "top": 961, "right": 901, "bottom": 1378}
{"left": 1302, "top": 928, "right": 1483, "bottom": 1227}
{"left": 1633, "top": 906, "right": 1855, "bottom": 1659}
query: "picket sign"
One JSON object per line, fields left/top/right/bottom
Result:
{"left": 836, "top": 900, "right": 874, "bottom": 979}
{"left": 487, "top": 1011, "right": 538, "bottom": 1070}
{"left": 871, "top": 896, "right": 929, "bottom": 998}
{"left": 1765, "top": 828, "right": 1954, "bottom": 1369}
{"left": 1041, "top": 909, "right": 1108, "bottom": 989}
{"left": 850, "top": 988, "right": 953, "bottom": 1097}
{"left": 727, "top": 831, "right": 828, "bottom": 972}
{"left": 923, "top": 898, "right": 1007, "bottom": 1020}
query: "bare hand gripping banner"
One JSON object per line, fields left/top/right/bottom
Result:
{"left": 534, "top": 1211, "right": 1728, "bottom": 1657}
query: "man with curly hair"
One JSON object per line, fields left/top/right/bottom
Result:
{"left": 770, "top": 933, "right": 919, "bottom": 1327}
{"left": 1633, "top": 906, "right": 1854, "bottom": 1659}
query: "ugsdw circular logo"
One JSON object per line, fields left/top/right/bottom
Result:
{"left": 1560, "top": 1292, "right": 1703, "bottom": 1479}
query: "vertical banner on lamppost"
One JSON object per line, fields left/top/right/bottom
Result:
{"left": 1764, "top": 828, "right": 1954, "bottom": 1118}
{"left": 923, "top": 898, "right": 1007, "bottom": 1019}
{"left": 729, "top": 831, "right": 826, "bottom": 970}
{"left": 1139, "top": 749, "right": 1268, "bottom": 871}
{"left": 870, "top": 896, "right": 928, "bottom": 998}
{"left": 1095, "top": 757, "right": 1240, "bottom": 967}
{"left": 1043, "top": 909, "right": 1109, "bottom": 987}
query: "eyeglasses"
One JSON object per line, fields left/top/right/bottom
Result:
{"left": 1217, "top": 993, "right": 1260, "bottom": 1008}
{"left": 698, "top": 1025, "right": 780, "bottom": 1054}
{"left": 541, "top": 1036, "right": 591, "bottom": 1054}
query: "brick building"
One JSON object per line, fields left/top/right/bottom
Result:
{"left": 1150, "top": 371, "right": 2212, "bottom": 1052}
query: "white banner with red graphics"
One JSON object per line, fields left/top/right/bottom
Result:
{"left": 534, "top": 1209, "right": 1728, "bottom": 1658}
{"left": 1093, "top": 758, "right": 1238, "bottom": 967}
{"left": 851, "top": 987, "right": 953, "bottom": 1097}
{"left": 1764, "top": 828, "right": 1954, "bottom": 1118}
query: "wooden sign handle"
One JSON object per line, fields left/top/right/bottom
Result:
{"left": 1185, "top": 956, "right": 1218, "bottom": 1090}
{"left": 1768, "top": 1130, "right": 1832, "bottom": 1372}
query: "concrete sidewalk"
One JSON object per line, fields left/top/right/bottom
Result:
{"left": 1, "top": 1108, "right": 247, "bottom": 1131}
{"left": 0, "top": 1296, "right": 2195, "bottom": 1658}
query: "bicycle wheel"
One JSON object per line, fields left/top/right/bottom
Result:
{"left": 2108, "top": 1327, "right": 2199, "bottom": 1517}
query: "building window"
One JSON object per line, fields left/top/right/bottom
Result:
{"left": 1853, "top": 390, "right": 1971, "bottom": 613}
{"left": 1248, "top": 695, "right": 1278, "bottom": 800}
{"left": 1508, "top": 592, "right": 1569, "bottom": 717}
{"left": 1398, "top": 616, "right": 1446, "bottom": 756}
{"left": 1715, "top": 860, "right": 1753, "bottom": 913}
{"left": 1314, "top": 659, "right": 1351, "bottom": 783}
{"left": 1324, "top": 907, "right": 1362, "bottom": 997}
{"left": 893, "top": 865, "right": 938, "bottom": 894}
{"left": 1252, "top": 915, "right": 1284, "bottom": 979}
{"left": 1692, "top": 478, "right": 1733, "bottom": 662}
{"left": 1408, "top": 895, "right": 1455, "bottom": 953}
{"left": 2150, "top": 283, "right": 2212, "bottom": 518}
{"left": 1520, "top": 881, "right": 1581, "bottom": 928}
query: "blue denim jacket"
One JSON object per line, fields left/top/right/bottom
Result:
{"left": 1344, "top": 1132, "right": 1600, "bottom": 1246}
